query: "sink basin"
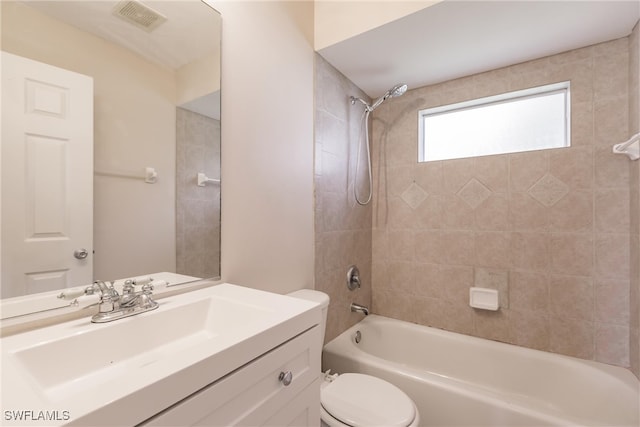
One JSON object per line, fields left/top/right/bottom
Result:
{"left": 1, "top": 283, "right": 320, "bottom": 426}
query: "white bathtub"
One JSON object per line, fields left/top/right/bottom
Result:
{"left": 322, "top": 315, "right": 639, "bottom": 427}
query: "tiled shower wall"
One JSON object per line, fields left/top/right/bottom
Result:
{"left": 370, "top": 38, "right": 633, "bottom": 367}
{"left": 314, "top": 54, "right": 372, "bottom": 343}
{"left": 176, "top": 108, "right": 221, "bottom": 279}
{"left": 629, "top": 21, "right": 640, "bottom": 378}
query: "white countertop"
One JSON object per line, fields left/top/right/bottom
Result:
{"left": 0, "top": 283, "right": 321, "bottom": 426}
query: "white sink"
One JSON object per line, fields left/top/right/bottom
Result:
{"left": 1, "top": 284, "right": 320, "bottom": 426}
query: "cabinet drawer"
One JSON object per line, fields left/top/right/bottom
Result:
{"left": 142, "top": 326, "right": 320, "bottom": 426}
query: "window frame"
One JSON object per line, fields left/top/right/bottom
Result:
{"left": 418, "top": 81, "right": 571, "bottom": 162}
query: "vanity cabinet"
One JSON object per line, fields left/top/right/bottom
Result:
{"left": 140, "top": 326, "right": 321, "bottom": 426}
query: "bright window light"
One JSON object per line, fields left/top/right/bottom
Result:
{"left": 419, "top": 81, "right": 570, "bottom": 162}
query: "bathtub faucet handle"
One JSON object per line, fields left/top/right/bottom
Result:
{"left": 347, "top": 265, "right": 361, "bottom": 291}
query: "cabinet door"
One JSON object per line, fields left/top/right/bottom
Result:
{"left": 141, "top": 326, "right": 320, "bottom": 426}
{"left": 263, "top": 379, "right": 320, "bottom": 427}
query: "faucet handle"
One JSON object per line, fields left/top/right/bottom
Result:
{"left": 347, "top": 265, "right": 361, "bottom": 291}
{"left": 57, "top": 284, "right": 97, "bottom": 299}
{"left": 123, "top": 279, "right": 135, "bottom": 294}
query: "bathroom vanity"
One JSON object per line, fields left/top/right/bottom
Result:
{"left": 0, "top": 284, "right": 321, "bottom": 426}
{"left": 142, "top": 322, "right": 320, "bottom": 426}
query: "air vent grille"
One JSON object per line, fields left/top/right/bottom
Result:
{"left": 112, "top": 0, "right": 167, "bottom": 32}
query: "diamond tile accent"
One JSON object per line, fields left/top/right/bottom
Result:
{"left": 457, "top": 178, "right": 491, "bottom": 209}
{"left": 401, "top": 182, "right": 427, "bottom": 209}
{"left": 528, "top": 173, "right": 569, "bottom": 207}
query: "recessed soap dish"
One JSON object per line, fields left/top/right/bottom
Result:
{"left": 469, "top": 287, "right": 499, "bottom": 311}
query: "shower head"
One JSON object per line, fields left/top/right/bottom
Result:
{"left": 369, "top": 83, "right": 408, "bottom": 111}
{"left": 389, "top": 83, "right": 408, "bottom": 98}
{"left": 349, "top": 83, "right": 408, "bottom": 112}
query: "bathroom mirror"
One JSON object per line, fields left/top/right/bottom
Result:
{"left": 0, "top": 0, "right": 221, "bottom": 299}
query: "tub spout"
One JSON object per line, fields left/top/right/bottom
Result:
{"left": 350, "top": 302, "right": 369, "bottom": 316}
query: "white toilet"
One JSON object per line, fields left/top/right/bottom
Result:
{"left": 288, "top": 289, "right": 420, "bottom": 427}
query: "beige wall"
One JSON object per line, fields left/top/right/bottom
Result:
{"left": 1, "top": 2, "right": 177, "bottom": 280}
{"left": 176, "top": 51, "right": 221, "bottom": 107}
{"left": 213, "top": 1, "right": 315, "bottom": 294}
{"left": 314, "top": 0, "right": 440, "bottom": 50}
{"left": 629, "top": 21, "right": 640, "bottom": 377}
{"left": 314, "top": 54, "right": 372, "bottom": 342}
{"left": 370, "top": 38, "right": 632, "bottom": 367}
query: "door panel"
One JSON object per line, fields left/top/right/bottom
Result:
{"left": 1, "top": 51, "right": 93, "bottom": 298}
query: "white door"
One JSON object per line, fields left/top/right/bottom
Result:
{"left": 1, "top": 51, "right": 93, "bottom": 298}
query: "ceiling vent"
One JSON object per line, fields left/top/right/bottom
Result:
{"left": 112, "top": 0, "right": 167, "bottom": 32}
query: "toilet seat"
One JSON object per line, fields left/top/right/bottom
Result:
{"left": 321, "top": 373, "right": 416, "bottom": 427}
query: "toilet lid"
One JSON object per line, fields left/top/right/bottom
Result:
{"left": 321, "top": 373, "right": 415, "bottom": 427}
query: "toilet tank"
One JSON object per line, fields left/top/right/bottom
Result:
{"left": 287, "top": 289, "right": 329, "bottom": 344}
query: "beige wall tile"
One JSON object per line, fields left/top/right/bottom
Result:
{"left": 473, "top": 310, "right": 510, "bottom": 343}
{"left": 509, "top": 151, "right": 549, "bottom": 192}
{"left": 441, "top": 265, "right": 475, "bottom": 304}
{"left": 475, "top": 232, "right": 511, "bottom": 269}
{"left": 509, "top": 310, "right": 550, "bottom": 350}
{"left": 595, "top": 324, "right": 630, "bottom": 367}
{"left": 593, "top": 42, "right": 629, "bottom": 101}
{"left": 414, "top": 262, "right": 447, "bottom": 300}
{"left": 414, "top": 195, "right": 444, "bottom": 230}
{"left": 510, "top": 193, "right": 549, "bottom": 231}
{"left": 415, "top": 161, "right": 445, "bottom": 195}
{"left": 472, "top": 68, "right": 510, "bottom": 99}
{"left": 510, "top": 271, "right": 549, "bottom": 312}
{"left": 550, "top": 191, "right": 593, "bottom": 232}
{"left": 595, "top": 233, "right": 630, "bottom": 280}
{"left": 549, "top": 317, "right": 594, "bottom": 359}
{"left": 387, "top": 196, "right": 418, "bottom": 229}
{"left": 510, "top": 232, "right": 550, "bottom": 271}
{"left": 549, "top": 233, "right": 594, "bottom": 275}
{"left": 595, "top": 147, "right": 630, "bottom": 188}
{"left": 475, "top": 155, "right": 509, "bottom": 193}
{"left": 387, "top": 229, "right": 416, "bottom": 261}
{"left": 475, "top": 193, "right": 510, "bottom": 231}
{"left": 595, "top": 279, "right": 630, "bottom": 326}
{"left": 571, "top": 101, "right": 595, "bottom": 147}
{"left": 549, "top": 147, "right": 593, "bottom": 190}
{"left": 595, "top": 188, "right": 630, "bottom": 233}
{"left": 176, "top": 108, "right": 221, "bottom": 279}
{"left": 594, "top": 97, "right": 629, "bottom": 146}
{"left": 440, "top": 231, "right": 475, "bottom": 265}
{"left": 441, "top": 195, "right": 475, "bottom": 229}
{"left": 317, "top": 39, "right": 635, "bottom": 369}
{"left": 315, "top": 55, "right": 372, "bottom": 343}
{"left": 443, "top": 157, "right": 476, "bottom": 194}
{"left": 439, "top": 301, "right": 475, "bottom": 335}
{"left": 549, "top": 275, "right": 594, "bottom": 321}
{"left": 414, "top": 230, "right": 444, "bottom": 264}
{"left": 386, "top": 261, "right": 417, "bottom": 295}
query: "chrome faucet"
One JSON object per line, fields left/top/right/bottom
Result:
{"left": 86, "top": 280, "right": 119, "bottom": 314}
{"left": 350, "top": 302, "right": 369, "bottom": 316}
{"left": 89, "top": 280, "right": 159, "bottom": 323}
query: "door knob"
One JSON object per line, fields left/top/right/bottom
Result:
{"left": 74, "top": 248, "right": 89, "bottom": 259}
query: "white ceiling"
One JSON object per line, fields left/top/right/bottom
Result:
{"left": 319, "top": 0, "right": 640, "bottom": 99}
{"left": 21, "top": 0, "right": 221, "bottom": 71}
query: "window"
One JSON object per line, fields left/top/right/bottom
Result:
{"left": 418, "top": 81, "right": 570, "bottom": 162}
